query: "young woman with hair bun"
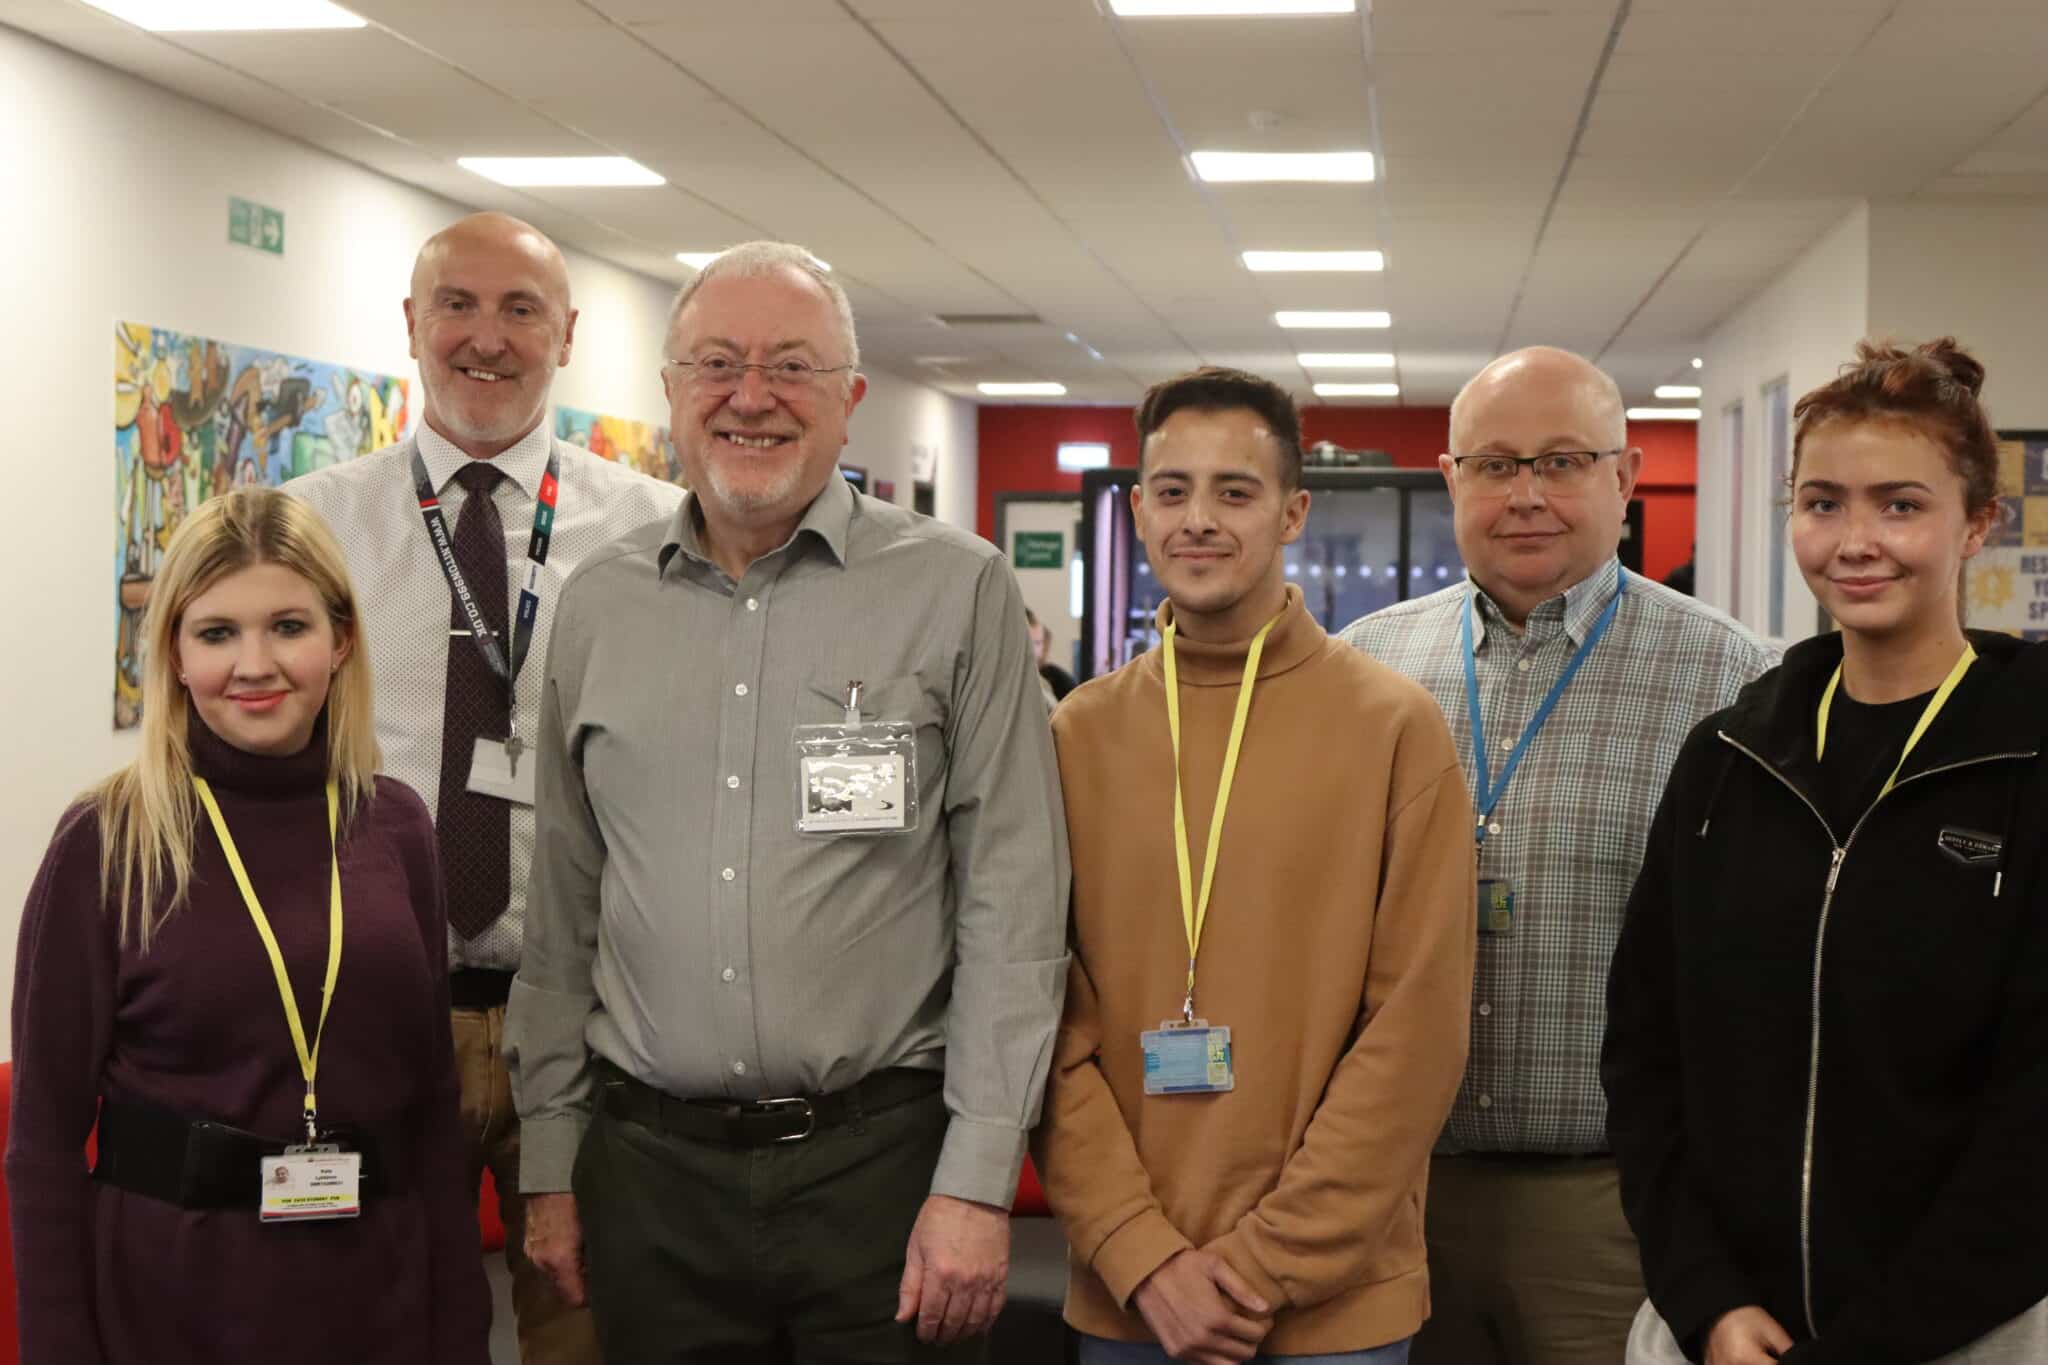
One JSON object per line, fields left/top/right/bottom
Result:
{"left": 6, "top": 487, "right": 489, "bottom": 1364}
{"left": 1603, "top": 338, "right": 2048, "bottom": 1365}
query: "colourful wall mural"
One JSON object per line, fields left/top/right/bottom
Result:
{"left": 113, "top": 321, "right": 411, "bottom": 729}
{"left": 1965, "top": 433, "right": 2048, "bottom": 641}
{"left": 554, "top": 405, "right": 683, "bottom": 485}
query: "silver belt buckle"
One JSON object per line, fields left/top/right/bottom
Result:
{"left": 756, "top": 1096, "right": 815, "bottom": 1143}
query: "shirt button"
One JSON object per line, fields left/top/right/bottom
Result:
{"left": 1499, "top": 737, "right": 1515, "bottom": 753}
{"left": 734, "top": 683, "right": 749, "bottom": 697}
{"left": 746, "top": 598, "right": 759, "bottom": 611}
{"left": 732, "top": 1060, "right": 747, "bottom": 1076}
{"left": 1488, "top": 821, "right": 1502, "bottom": 837}
{"left": 1516, "top": 659, "right": 1532, "bottom": 673}
{"left": 721, "top": 967, "right": 736, "bottom": 983}
{"left": 1477, "top": 1093, "right": 1493, "bottom": 1110}
{"left": 726, "top": 775, "right": 741, "bottom": 789}
{"left": 721, "top": 867, "right": 735, "bottom": 882}
{"left": 1477, "top": 1003, "right": 1492, "bottom": 1017}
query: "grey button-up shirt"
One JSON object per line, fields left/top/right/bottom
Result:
{"left": 1342, "top": 559, "right": 1777, "bottom": 1153}
{"left": 507, "top": 474, "right": 1071, "bottom": 1206}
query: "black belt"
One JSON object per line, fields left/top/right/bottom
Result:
{"left": 449, "top": 967, "right": 514, "bottom": 1010}
{"left": 93, "top": 1093, "right": 409, "bottom": 1210}
{"left": 598, "top": 1065, "right": 942, "bottom": 1147}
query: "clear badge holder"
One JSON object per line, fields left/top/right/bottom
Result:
{"left": 794, "top": 680, "right": 920, "bottom": 836}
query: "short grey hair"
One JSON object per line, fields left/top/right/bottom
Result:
{"left": 664, "top": 241, "right": 859, "bottom": 371}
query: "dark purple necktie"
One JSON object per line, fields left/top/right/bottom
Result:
{"left": 434, "top": 461, "right": 511, "bottom": 940}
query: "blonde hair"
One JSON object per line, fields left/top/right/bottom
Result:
{"left": 92, "top": 487, "right": 381, "bottom": 950}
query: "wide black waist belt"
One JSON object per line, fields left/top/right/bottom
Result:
{"left": 598, "top": 1064, "right": 942, "bottom": 1147}
{"left": 93, "top": 1093, "right": 410, "bottom": 1210}
{"left": 448, "top": 967, "right": 515, "bottom": 1010}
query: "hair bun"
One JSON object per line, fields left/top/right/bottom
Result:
{"left": 1918, "top": 336, "right": 1986, "bottom": 397}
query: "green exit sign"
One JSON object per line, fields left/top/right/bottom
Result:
{"left": 1013, "top": 530, "right": 1065, "bottom": 569}
{"left": 229, "top": 196, "right": 285, "bottom": 255}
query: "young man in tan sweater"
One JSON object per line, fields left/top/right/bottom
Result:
{"left": 1035, "top": 367, "right": 1477, "bottom": 1365}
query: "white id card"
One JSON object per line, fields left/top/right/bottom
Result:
{"left": 794, "top": 718, "right": 920, "bottom": 836}
{"left": 258, "top": 1147, "right": 362, "bottom": 1223}
{"left": 1140, "top": 1020, "right": 1235, "bottom": 1095}
{"left": 467, "top": 737, "right": 535, "bottom": 807}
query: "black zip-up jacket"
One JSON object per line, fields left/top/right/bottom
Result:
{"left": 1603, "top": 630, "right": 2048, "bottom": 1365}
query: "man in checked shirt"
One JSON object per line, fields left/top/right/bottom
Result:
{"left": 1341, "top": 347, "right": 1777, "bottom": 1365}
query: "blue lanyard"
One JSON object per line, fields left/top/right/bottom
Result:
{"left": 1461, "top": 576, "right": 1625, "bottom": 844}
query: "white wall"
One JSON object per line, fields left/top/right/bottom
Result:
{"left": 1866, "top": 199, "right": 2048, "bottom": 431}
{"left": 1698, "top": 203, "right": 1870, "bottom": 636}
{"left": 0, "top": 25, "right": 976, "bottom": 1056}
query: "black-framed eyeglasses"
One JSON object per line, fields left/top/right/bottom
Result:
{"left": 1450, "top": 449, "right": 1619, "bottom": 491}
{"left": 663, "top": 355, "right": 855, "bottom": 393}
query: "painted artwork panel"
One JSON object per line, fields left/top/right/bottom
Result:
{"left": 1965, "top": 438, "right": 2048, "bottom": 639}
{"left": 554, "top": 406, "right": 683, "bottom": 485}
{"left": 113, "top": 321, "right": 411, "bottom": 729}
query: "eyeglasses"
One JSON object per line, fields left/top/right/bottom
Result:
{"left": 664, "top": 355, "right": 855, "bottom": 393}
{"left": 1450, "top": 449, "right": 1619, "bottom": 492}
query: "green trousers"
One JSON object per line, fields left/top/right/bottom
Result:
{"left": 573, "top": 1082, "right": 988, "bottom": 1365}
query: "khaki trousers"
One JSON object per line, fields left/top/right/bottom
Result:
{"left": 1410, "top": 1155, "right": 1643, "bottom": 1365}
{"left": 452, "top": 1005, "right": 601, "bottom": 1365}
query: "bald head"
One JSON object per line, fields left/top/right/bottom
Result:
{"left": 411, "top": 212, "right": 572, "bottom": 315}
{"left": 1450, "top": 346, "right": 1625, "bottom": 454}
{"left": 405, "top": 212, "right": 578, "bottom": 458}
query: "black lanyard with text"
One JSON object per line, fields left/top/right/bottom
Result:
{"left": 410, "top": 444, "right": 560, "bottom": 700}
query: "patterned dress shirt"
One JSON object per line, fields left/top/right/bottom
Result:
{"left": 1341, "top": 558, "right": 1778, "bottom": 1152}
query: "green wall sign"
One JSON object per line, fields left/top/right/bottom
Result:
{"left": 1013, "top": 530, "right": 1065, "bottom": 569}
{"left": 229, "top": 196, "right": 285, "bottom": 255}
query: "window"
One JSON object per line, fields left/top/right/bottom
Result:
{"left": 1723, "top": 400, "right": 1745, "bottom": 622}
{"left": 1763, "top": 378, "right": 1790, "bottom": 638}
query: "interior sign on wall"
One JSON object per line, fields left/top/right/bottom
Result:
{"left": 229, "top": 196, "right": 285, "bottom": 255}
{"left": 1013, "top": 530, "right": 1066, "bottom": 569}
{"left": 1962, "top": 434, "right": 2048, "bottom": 639}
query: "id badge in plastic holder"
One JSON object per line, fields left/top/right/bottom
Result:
{"left": 794, "top": 681, "right": 919, "bottom": 836}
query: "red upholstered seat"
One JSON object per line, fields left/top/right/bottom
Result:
{"left": 478, "top": 1165, "right": 505, "bottom": 1253}
{"left": 1011, "top": 1154, "right": 1050, "bottom": 1219}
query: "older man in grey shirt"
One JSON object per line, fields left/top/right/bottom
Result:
{"left": 505, "top": 242, "right": 1070, "bottom": 1363}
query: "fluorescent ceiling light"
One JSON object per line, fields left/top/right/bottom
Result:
{"left": 979, "top": 382, "right": 1068, "bottom": 397}
{"left": 1243, "top": 250, "right": 1384, "bottom": 272}
{"left": 1298, "top": 352, "right": 1395, "bottom": 369}
{"left": 1057, "top": 443, "right": 1112, "bottom": 472}
{"left": 78, "top": 0, "right": 364, "bottom": 27}
{"left": 676, "top": 249, "right": 830, "bottom": 272}
{"left": 1627, "top": 407, "right": 1702, "bottom": 421}
{"left": 1110, "top": 0, "right": 1354, "bottom": 12}
{"left": 1191, "top": 151, "right": 1374, "bottom": 183}
{"left": 1655, "top": 384, "right": 1703, "bottom": 400}
{"left": 460, "top": 157, "right": 663, "bottom": 188}
{"left": 1314, "top": 383, "right": 1401, "bottom": 398}
{"left": 1691, "top": 357, "right": 1705, "bottom": 369}
{"left": 1276, "top": 310, "right": 1391, "bottom": 329}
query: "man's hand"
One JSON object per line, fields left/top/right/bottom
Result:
{"left": 524, "top": 1191, "right": 588, "bottom": 1308}
{"left": 895, "top": 1194, "right": 1010, "bottom": 1344}
{"left": 1130, "top": 1249, "right": 1272, "bottom": 1364}
{"left": 1707, "top": 1305, "right": 1794, "bottom": 1365}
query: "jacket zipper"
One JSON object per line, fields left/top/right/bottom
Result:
{"left": 1713, "top": 734, "right": 2034, "bottom": 1337}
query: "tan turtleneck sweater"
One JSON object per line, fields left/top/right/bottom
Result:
{"left": 1033, "top": 586, "right": 1476, "bottom": 1354}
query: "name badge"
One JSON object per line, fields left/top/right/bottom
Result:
{"left": 259, "top": 1146, "right": 362, "bottom": 1223}
{"left": 467, "top": 737, "right": 536, "bottom": 807}
{"left": 1478, "top": 878, "right": 1515, "bottom": 934}
{"left": 793, "top": 718, "right": 919, "bottom": 836}
{"left": 1141, "top": 1021, "right": 1235, "bottom": 1095}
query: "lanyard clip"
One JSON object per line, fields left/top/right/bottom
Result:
{"left": 302, "top": 1092, "right": 319, "bottom": 1147}
{"left": 843, "top": 680, "right": 864, "bottom": 728}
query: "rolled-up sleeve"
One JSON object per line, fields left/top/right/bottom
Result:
{"left": 929, "top": 555, "right": 1072, "bottom": 1207}
{"left": 505, "top": 577, "right": 607, "bottom": 1193}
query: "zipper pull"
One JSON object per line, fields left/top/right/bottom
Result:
{"left": 1825, "top": 847, "right": 1845, "bottom": 894}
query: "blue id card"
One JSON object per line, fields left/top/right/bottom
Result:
{"left": 1140, "top": 1021, "right": 1235, "bottom": 1095}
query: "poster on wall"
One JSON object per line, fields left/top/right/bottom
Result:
{"left": 1962, "top": 432, "right": 2048, "bottom": 640}
{"left": 113, "top": 321, "right": 413, "bottom": 730}
{"left": 554, "top": 406, "right": 683, "bottom": 485}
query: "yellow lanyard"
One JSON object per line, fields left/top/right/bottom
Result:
{"left": 1815, "top": 643, "right": 1976, "bottom": 799}
{"left": 193, "top": 777, "right": 343, "bottom": 1144}
{"left": 1162, "top": 611, "right": 1277, "bottom": 1022}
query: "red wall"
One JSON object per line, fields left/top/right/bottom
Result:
{"left": 977, "top": 405, "right": 1698, "bottom": 584}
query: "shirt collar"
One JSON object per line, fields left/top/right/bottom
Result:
{"left": 659, "top": 470, "right": 856, "bottom": 577}
{"left": 1469, "top": 556, "right": 1622, "bottom": 651}
{"left": 415, "top": 420, "right": 552, "bottom": 501}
